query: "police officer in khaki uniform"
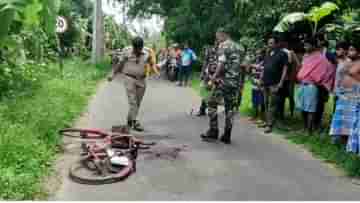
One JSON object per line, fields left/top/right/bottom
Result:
{"left": 108, "top": 37, "right": 154, "bottom": 132}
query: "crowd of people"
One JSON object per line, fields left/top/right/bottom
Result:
{"left": 109, "top": 27, "right": 360, "bottom": 155}
{"left": 157, "top": 43, "right": 197, "bottom": 87}
{"left": 198, "top": 30, "right": 360, "bottom": 154}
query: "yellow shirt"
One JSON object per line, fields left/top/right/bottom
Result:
{"left": 144, "top": 47, "right": 160, "bottom": 77}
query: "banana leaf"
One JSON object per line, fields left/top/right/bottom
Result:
{"left": 307, "top": 1, "right": 339, "bottom": 35}
{"left": 307, "top": 2, "right": 339, "bottom": 24}
{"left": 274, "top": 12, "right": 313, "bottom": 37}
{"left": 274, "top": 12, "right": 308, "bottom": 33}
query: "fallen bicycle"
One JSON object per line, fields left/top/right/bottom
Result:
{"left": 59, "top": 127, "right": 156, "bottom": 185}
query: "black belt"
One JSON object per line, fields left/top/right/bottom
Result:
{"left": 124, "top": 73, "right": 145, "bottom": 80}
{"left": 301, "top": 82, "right": 313, "bottom": 86}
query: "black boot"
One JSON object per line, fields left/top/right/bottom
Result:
{"left": 200, "top": 128, "right": 219, "bottom": 142}
{"left": 127, "top": 120, "right": 144, "bottom": 132}
{"left": 132, "top": 120, "right": 144, "bottom": 132}
{"left": 127, "top": 120, "right": 133, "bottom": 129}
{"left": 220, "top": 127, "right": 232, "bottom": 144}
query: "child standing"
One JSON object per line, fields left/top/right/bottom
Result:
{"left": 249, "top": 49, "right": 266, "bottom": 122}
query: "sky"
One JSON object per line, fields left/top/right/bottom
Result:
{"left": 101, "top": 0, "right": 164, "bottom": 37}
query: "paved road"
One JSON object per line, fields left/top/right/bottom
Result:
{"left": 51, "top": 76, "right": 360, "bottom": 201}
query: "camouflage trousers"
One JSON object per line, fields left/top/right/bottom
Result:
{"left": 236, "top": 84, "right": 244, "bottom": 109}
{"left": 123, "top": 75, "right": 146, "bottom": 122}
{"left": 263, "top": 86, "right": 280, "bottom": 127}
{"left": 208, "top": 86, "right": 238, "bottom": 131}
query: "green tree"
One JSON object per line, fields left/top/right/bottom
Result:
{"left": 114, "top": 0, "right": 360, "bottom": 54}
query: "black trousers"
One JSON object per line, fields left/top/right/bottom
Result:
{"left": 314, "top": 85, "right": 329, "bottom": 128}
{"left": 277, "top": 80, "right": 295, "bottom": 119}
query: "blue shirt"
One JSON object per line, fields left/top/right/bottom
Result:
{"left": 181, "top": 48, "right": 197, "bottom": 66}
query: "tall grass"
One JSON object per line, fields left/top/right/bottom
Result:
{"left": 0, "top": 58, "right": 110, "bottom": 200}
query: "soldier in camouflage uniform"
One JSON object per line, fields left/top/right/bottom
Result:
{"left": 108, "top": 37, "right": 154, "bottom": 132}
{"left": 196, "top": 43, "right": 219, "bottom": 116}
{"left": 200, "top": 27, "right": 245, "bottom": 144}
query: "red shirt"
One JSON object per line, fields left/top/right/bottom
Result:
{"left": 297, "top": 51, "right": 336, "bottom": 91}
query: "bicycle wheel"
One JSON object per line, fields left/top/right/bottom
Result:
{"left": 69, "top": 157, "right": 135, "bottom": 185}
{"left": 59, "top": 128, "right": 109, "bottom": 139}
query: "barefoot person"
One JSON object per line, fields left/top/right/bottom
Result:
{"left": 296, "top": 37, "right": 335, "bottom": 136}
{"left": 249, "top": 49, "right": 266, "bottom": 123}
{"left": 341, "top": 60, "right": 360, "bottom": 154}
{"left": 330, "top": 43, "right": 360, "bottom": 146}
{"left": 259, "top": 35, "right": 289, "bottom": 134}
{"left": 108, "top": 37, "right": 155, "bottom": 132}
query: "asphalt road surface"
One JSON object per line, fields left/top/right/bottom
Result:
{"left": 51, "top": 77, "right": 360, "bottom": 201}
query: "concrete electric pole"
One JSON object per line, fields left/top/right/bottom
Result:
{"left": 91, "top": 0, "right": 105, "bottom": 64}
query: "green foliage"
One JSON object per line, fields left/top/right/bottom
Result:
{"left": 325, "top": 8, "right": 360, "bottom": 44}
{"left": 22, "top": 0, "right": 43, "bottom": 28}
{"left": 104, "top": 16, "right": 132, "bottom": 50}
{"left": 0, "top": 58, "right": 111, "bottom": 200}
{"left": 273, "top": 1, "right": 340, "bottom": 38}
{"left": 308, "top": 2, "right": 339, "bottom": 23}
{"left": 0, "top": 0, "right": 61, "bottom": 41}
{"left": 307, "top": 1, "right": 340, "bottom": 35}
{"left": 116, "top": 0, "right": 343, "bottom": 54}
{"left": 0, "top": 0, "right": 25, "bottom": 41}
{"left": 239, "top": 36, "right": 260, "bottom": 59}
{"left": 0, "top": 0, "right": 126, "bottom": 199}
{"left": 0, "top": 0, "right": 59, "bottom": 97}
{"left": 0, "top": 0, "right": 104, "bottom": 97}
{"left": 274, "top": 12, "right": 308, "bottom": 33}
{"left": 41, "top": 0, "right": 61, "bottom": 35}
{"left": 118, "top": 0, "right": 360, "bottom": 56}
{"left": 57, "top": 1, "right": 87, "bottom": 56}
{"left": 283, "top": 134, "right": 360, "bottom": 178}
{"left": 71, "top": 0, "right": 93, "bottom": 18}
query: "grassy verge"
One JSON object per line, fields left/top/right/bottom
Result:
{"left": 0, "top": 58, "right": 110, "bottom": 200}
{"left": 191, "top": 76, "right": 360, "bottom": 178}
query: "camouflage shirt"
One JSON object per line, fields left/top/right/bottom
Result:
{"left": 217, "top": 39, "right": 245, "bottom": 89}
{"left": 201, "top": 46, "right": 218, "bottom": 81}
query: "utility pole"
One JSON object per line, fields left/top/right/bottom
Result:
{"left": 92, "top": 0, "right": 105, "bottom": 64}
